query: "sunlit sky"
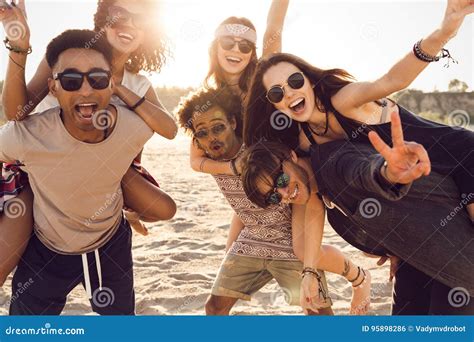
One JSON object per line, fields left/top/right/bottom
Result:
{"left": 0, "top": 0, "right": 472, "bottom": 92}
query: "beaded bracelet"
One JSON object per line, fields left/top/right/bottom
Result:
{"left": 413, "top": 39, "right": 458, "bottom": 67}
{"left": 4, "top": 38, "right": 32, "bottom": 55}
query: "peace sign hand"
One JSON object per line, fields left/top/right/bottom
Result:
{"left": 368, "top": 111, "right": 431, "bottom": 185}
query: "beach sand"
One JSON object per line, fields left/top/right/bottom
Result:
{"left": 0, "top": 134, "right": 393, "bottom": 315}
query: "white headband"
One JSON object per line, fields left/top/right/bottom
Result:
{"left": 215, "top": 24, "right": 257, "bottom": 44}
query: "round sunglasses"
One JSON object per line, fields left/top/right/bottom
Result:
{"left": 265, "top": 165, "right": 291, "bottom": 206}
{"left": 108, "top": 5, "right": 150, "bottom": 30}
{"left": 194, "top": 123, "right": 228, "bottom": 140}
{"left": 54, "top": 69, "right": 111, "bottom": 92}
{"left": 218, "top": 36, "right": 254, "bottom": 54}
{"left": 266, "top": 72, "right": 305, "bottom": 104}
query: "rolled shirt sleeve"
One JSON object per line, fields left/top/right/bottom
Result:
{"left": 0, "top": 122, "right": 23, "bottom": 163}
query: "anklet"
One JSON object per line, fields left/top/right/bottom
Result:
{"left": 352, "top": 269, "right": 367, "bottom": 289}
{"left": 347, "top": 266, "right": 361, "bottom": 283}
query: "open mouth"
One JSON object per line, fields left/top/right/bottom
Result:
{"left": 288, "top": 183, "right": 299, "bottom": 201}
{"left": 210, "top": 142, "right": 224, "bottom": 152}
{"left": 289, "top": 98, "right": 306, "bottom": 115}
{"left": 75, "top": 103, "right": 99, "bottom": 123}
{"left": 225, "top": 56, "right": 242, "bottom": 65}
{"left": 118, "top": 32, "right": 135, "bottom": 43}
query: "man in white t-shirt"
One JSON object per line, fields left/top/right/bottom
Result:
{"left": 0, "top": 29, "right": 153, "bottom": 315}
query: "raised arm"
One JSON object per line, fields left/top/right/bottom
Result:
{"left": 332, "top": 0, "right": 473, "bottom": 113}
{"left": 189, "top": 140, "right": 235, "bottom": 175}
{"left": 1, "top": 0, "right": 50, "bottom": 120}
{"left": 114, "top": 85, "right": 178, "bottom": 140}
{"left": 262, "top": 0, "right": 290, "bottom": 57}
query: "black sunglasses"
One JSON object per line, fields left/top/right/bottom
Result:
{"left": 218, "top": 36, "right": 254, "bottom": 54}
{"left": 265, "top": 164, "right": 291, "bottom": 206}
{"left": 194, "top": 123, "right": 228, "bottom": 140}
{"left": 108, "top": 5, "right": 149, "bottom": 30}
{"left": 266, "top": 72, "right": 305, "bottom": 104}
{"left": 54, "top": 69, "right": 111, "bottom": 92}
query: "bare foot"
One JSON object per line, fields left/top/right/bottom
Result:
{"left": 349, "top": 269, "right": 372, "bottom": 315}
{"left": 124, "top": 210, "right": 149, "bottom": 236}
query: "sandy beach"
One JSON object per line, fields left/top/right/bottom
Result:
{"left": 0, "top": 134, "right": 393, "bottom": 316}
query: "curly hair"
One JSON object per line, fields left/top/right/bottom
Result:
{"left": 94, "top": 0, "right": 170, "bottom": 73}
{"left": 205, "top": 17, "right": 258, "bottom": 94}
{"left": 175, "top": 87, "right": 243, "bottom": 138}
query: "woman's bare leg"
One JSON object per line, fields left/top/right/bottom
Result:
{"left": 121, "top": 167, "right": 177, "bottom": 234}
{"left": 0, "top": 185, "right": 33, "bottom": 286}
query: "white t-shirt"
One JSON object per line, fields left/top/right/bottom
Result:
{"left": 35, "top": 68, "right": 152, "bottom": 113}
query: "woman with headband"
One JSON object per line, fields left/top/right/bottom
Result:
{"left": 181, "top": 1, "right": 374, "bottom": 315}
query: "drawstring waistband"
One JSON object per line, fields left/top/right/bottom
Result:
{"left": 81, "top": 249, "right": 103, "bottom": 299}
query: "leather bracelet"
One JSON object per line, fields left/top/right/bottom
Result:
{"left": 302, "top": 267, "right": 321, "bottom": 279}
{"left": 4, "top": 38, "right": 32, "bottom": 55}
{"left": 129, "top": 96, "right": 146, "bottom": 111}
{"left": 413, "top": 39, "right": 457, "bottom": 67}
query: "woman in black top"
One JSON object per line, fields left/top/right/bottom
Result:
{"left": 243, "top": 0, "right": 474, "bottom": 221}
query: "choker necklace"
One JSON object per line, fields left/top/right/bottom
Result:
{"left": 308, "top": 111, "right": 330, "bottom": 137}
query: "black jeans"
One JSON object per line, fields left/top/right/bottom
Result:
{"left": 393, "top": 261, "right": 474, "bottom": 315}
{"left": 9, "top": 217, "right": 135, "bottom": 315}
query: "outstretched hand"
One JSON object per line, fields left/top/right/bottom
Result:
{"left": 0, "top": 0, "right": 29, "bottom": 47}
{"left": 368, "top": 111, "right": 431, "bottom": 185}
{"left": 440, "top": 0, "right": 474, "bottom": 39}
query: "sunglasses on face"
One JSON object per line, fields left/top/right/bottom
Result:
{"left": 54, "top": 69, "right": 112, "bottom": 92}
{"left": 265, "top": 164, "right": 291, "bottom": 206}
{"left": 266, "top": 72, "right": 306, "bottom": 104}
{"left": 108, "top": 5, "right": 149, "bottom": 30}
{"left": 194, "top": 123, "right": 228, "bottom": 140}
{"left": 218, "top": 36, "right": 254, "bottom": 54}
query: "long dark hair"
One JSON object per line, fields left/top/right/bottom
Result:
{"left": 94, "top": 0, "right": 170, "bottom": 74}
{"left": 243, "top": 53, "right": 355, "bottom": 149}
{"left": 205, "top": 17, "right": 258, "bottom": 94}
